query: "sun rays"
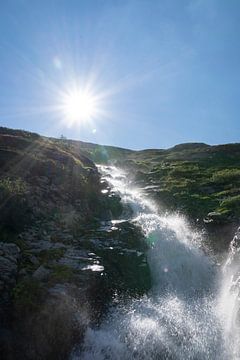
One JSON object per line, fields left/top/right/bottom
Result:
{"left": 54, "top": 77, "right": 109, "bottom": 132}
{"left": 61, "top": 88, "right": 99, "bottom": 126}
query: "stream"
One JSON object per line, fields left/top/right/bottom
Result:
{"left": 72, "top": 166, "right": 240, "bottom": 360}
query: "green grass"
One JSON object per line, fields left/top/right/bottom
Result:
{"left": 114, "top": 144, "right": 240, "bottom": 223}
{"left": 212, "top": 168, "right": 240, "bottom": 184}
{"left": 0, "top": 177, "right": 27, "bottom": 197}
{"left": 219, "top": 195, "right": 240, "bottom": 216}
{"left": 1, "top": 127, "right": 239, "bottom": 225}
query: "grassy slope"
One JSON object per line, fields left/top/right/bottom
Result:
{"left": 1, "top": 126, "right": 240, "bottom": 232}
{"left": 80, "top": 141, "right": 240, "bottom": 226}
{"left": 0, "top": 127, "right": 102, "bottom": 240}
{"left": 129, "top": 143, "right": 240, "bottom": 224}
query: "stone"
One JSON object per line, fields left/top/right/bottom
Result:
{"left": 19, "top": 268, "right": 28, "bottom": 277}
{"left": 0, "top": 257, "right": 17, "bottom": 273}
{"left": 0, "top": 243, "right": 20, "bottom": 258}
{"left": 33, "top": 265, "right": 50, "bottom": 281}
{"left": 0, "top": 242, "right": 20, "bottom": 298}
{"left": 29, "top": 255, "right": 40, "bottom": 266}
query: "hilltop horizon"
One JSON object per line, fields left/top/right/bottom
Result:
{"left": 1, "top": 125, "right": 239, "bottom": 152}
{"left": 1, "top": 1, "right": 240, "bottom": 149}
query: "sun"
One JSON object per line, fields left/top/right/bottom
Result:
{"left": 62, "top": 88, "right": 98, "bottom": 124}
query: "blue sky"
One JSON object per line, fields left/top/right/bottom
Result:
{"left": 0, "top": 0, "right": 239, "bottom": 149}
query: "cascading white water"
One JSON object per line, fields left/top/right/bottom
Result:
{"left": 217, "top": 227, "right": 240, "bottom": 359}
{"left": 72, "top": 166, "right": 239, "bottom": 359}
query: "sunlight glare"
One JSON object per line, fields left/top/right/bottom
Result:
{"left": 62, "top": 88, "right": 98, "bottom": 125}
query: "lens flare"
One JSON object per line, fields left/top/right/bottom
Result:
{"left": 62, "top": 88, "right": 98, "bottom": 125}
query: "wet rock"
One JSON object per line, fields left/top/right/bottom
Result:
{"left": 27, "top": 241, "right": 66, "bottom": 253}
{"left": 0, "top": 242, "right": 20, "bottom": 300}
{"left": 55, "top": 233, "right": 74, "bottom": 245}
{"left": 204, "top": 211, "right": 230, "bottom": 225}
{"left": 19, "top": 269, "right": 28, "bottom": 278}
{"left": 29, "top": 255, "right": 39, "bottom": 266}
{"left": 0, "top": 243, "right": 20, "bottom": 258}
{"left": 33, "top": 265, "right": 51, "bottom": 281}
{"left": 58, "top": 249, "right": 95, "bottom": 271}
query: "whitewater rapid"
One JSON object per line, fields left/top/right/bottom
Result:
{"left": 72, "top": 166, "right": 240, "bottom": 360}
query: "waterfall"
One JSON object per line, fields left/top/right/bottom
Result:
{"left": 217, "top": 227, "right": 240, "bottom": 358}
{"left": 72, "top": 166, "right": 239, "bottom": 359}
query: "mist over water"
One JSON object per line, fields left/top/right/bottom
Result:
{"left": 72, "top": 166, "right": 240, "bottom": 360}
{"left": 217, "top": 227, "right": 240, "bottom": 359}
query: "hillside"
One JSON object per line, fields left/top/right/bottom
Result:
{"left": 63, "top": 138, "right": 240, "bottom": 251}
{"left": 61, "top": 137, "right": 240, "bottom": 231}
{"left": 0, "top": 127, "right": 151, "bottom": 359}
{"left": 2, "top": 127, "right": 239, "bottom": 245}
{"left": 0, "top": 126, "right": 239, "bottom": 358}
{"left": 128, "top": 143, "right": 240, "bottom": 225}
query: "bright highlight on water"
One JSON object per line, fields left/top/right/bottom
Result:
{"left": 72, "top": 166, "right": 240, "bottom": 360}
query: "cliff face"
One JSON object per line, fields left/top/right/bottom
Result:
{"left": 0, "top": 128, "right": 105, "bottom": 358}
{"left": 0, "top": 128, "right": 150, "bottom": 359}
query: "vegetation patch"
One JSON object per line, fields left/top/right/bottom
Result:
{"left": 0, "top": 177, "right": 27, "bottom": 197}
{"left": 49, "top": 264, "right": 75, "bottom": 283}
{"left": 12, "top": 278, "right": 45, "bottom": 313}
{"left": 38, "top": 248, "right": 66, "bottom": 264}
